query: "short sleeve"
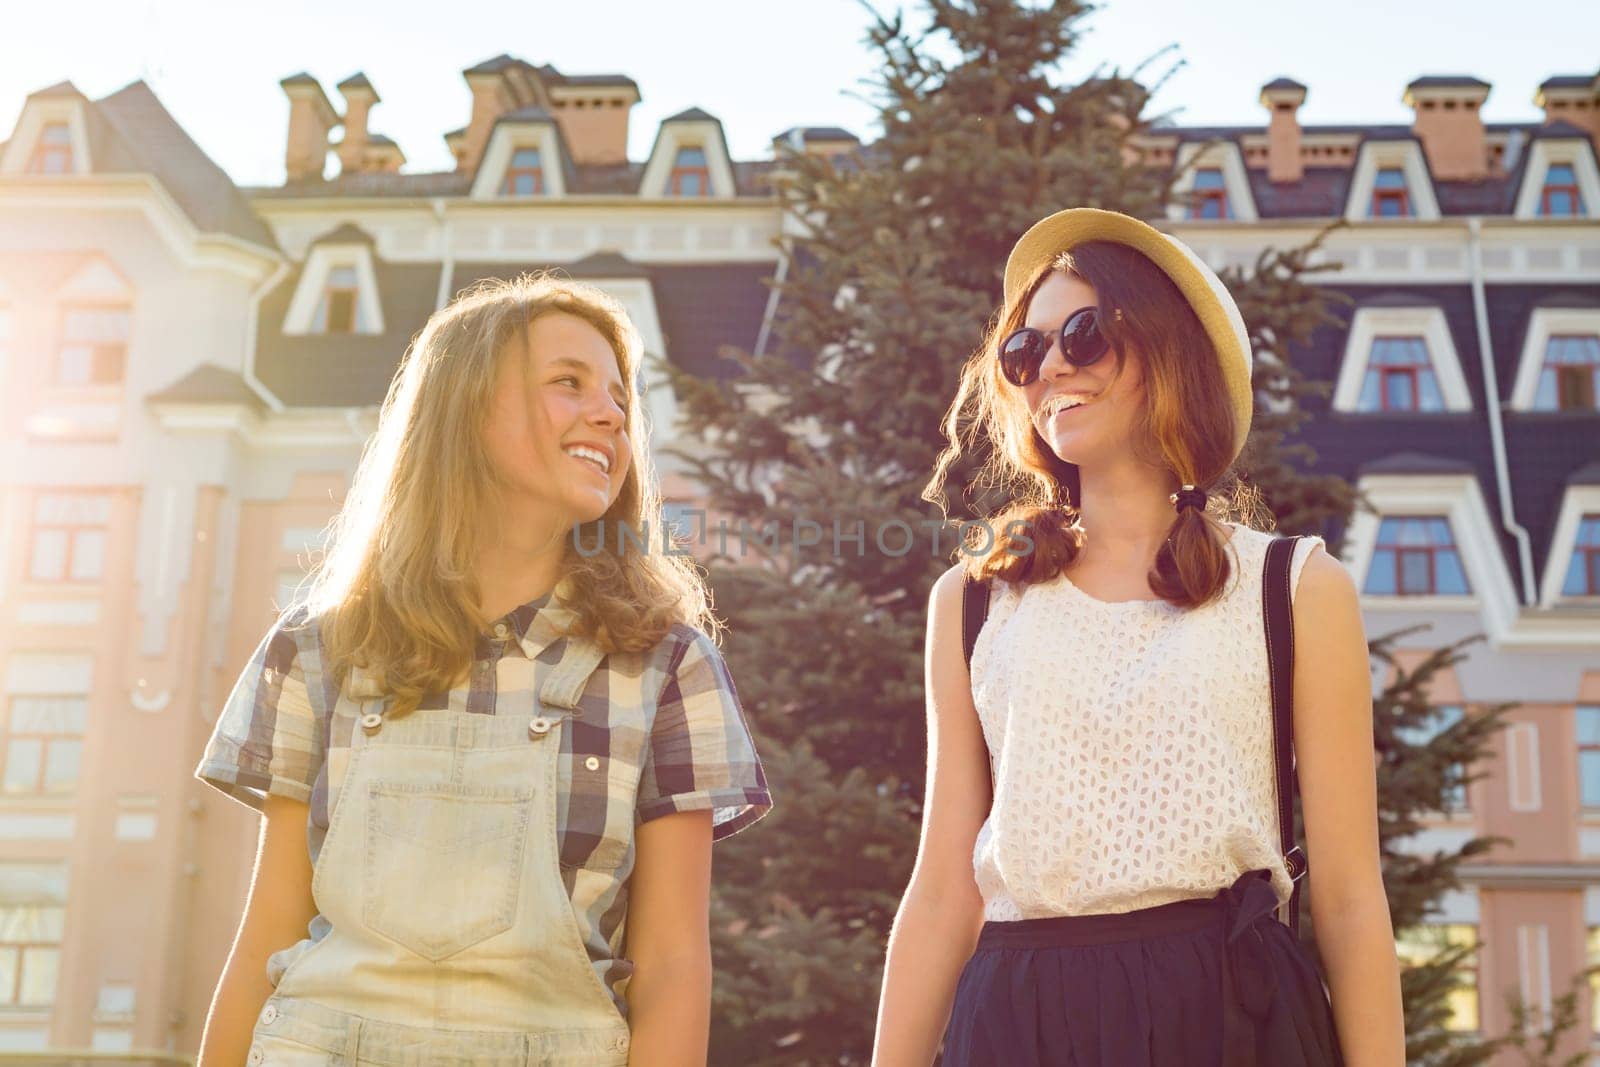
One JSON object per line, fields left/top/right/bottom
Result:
{"left": 1289, "top": 534, "right": 1328, "bottom": 603}
{"left": 195, "top": 608, "right": 324, "bottom": 812}
{"left": 637, "top": 626, "right": 772, "bottom": 840}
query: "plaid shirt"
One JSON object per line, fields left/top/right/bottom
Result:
{"left": 196, "top": 591, "right": 772, "bottom": 1009}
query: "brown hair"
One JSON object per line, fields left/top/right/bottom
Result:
{"left": 924, "top": 241, "right": 1270, "bottom": 608}
{"left": 299, "top": 274, "right": 715, "bottom": 712}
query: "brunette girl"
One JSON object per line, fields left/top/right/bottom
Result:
{"left": 873, "top": 209, "right": 1403, "bottom": 1066}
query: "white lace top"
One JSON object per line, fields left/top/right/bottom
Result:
{"left": 969, "top": 522, "right": 1324, "bottom": 921}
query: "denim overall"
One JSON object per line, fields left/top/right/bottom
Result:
{"left": 247, "top": 638, "right": 631, "bottom": 1066}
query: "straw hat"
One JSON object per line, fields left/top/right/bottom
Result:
{"left": 1003, "top": 207, "right": 1254, "bottom": 462}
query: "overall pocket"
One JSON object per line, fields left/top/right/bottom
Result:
{"left": 363, "top": 781, "right": 533, "bottom": 961}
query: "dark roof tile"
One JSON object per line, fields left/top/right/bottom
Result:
{"left": 1533, "top": 120, "right": 1592, "bottom": 141}
{"left": 147, "top": 364, "right": 266, "bottom": 409}
{"left": 91, "top": 81, "right": 276, "bottom": 249}
{"left": 29, "top": 80, "right": 85, "bottom": 100}
{"left": 1358, "top": 450, "right": 1478, "bottom": 476}
{"left": 309, "top": 222, "right": 376, "bottom": 247}
{"left": 1406, "top": 75, "right": 1491, "bottom": 91}
{"left": 1539, "top": 74, "right": 1596, "bottom": 91}
{"left": 664, "top": 106, "right": 718, "bottom": 123}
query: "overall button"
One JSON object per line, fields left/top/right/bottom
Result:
{"left": 614, "top": 1035, "right": 630, "bottom": 1051}
{"left": 585, "top": 756, "right": 601, "bottom": 771}
{"left": 247, "top": 1048, "right": 264, "bottom": 1066}
{"left": 529, "top": 716, "right": 552, "bottom": 737}
{"left": 360, "top": 712, "right": 383, "bottom": 734}
{"left": 259, "top": 1004, "right": 278, "bottom": 1025}
{"left": 492, "top": 622, "right": 510, "bottom": 639}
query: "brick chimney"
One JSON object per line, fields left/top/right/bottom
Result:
{"left": 336, "top": 72, "right": 377, "bottom": 176}
{"left": 1404, "top": 75, "right": 1491, "bottom": 181}
{"left": 280, "top": 73, "right": 338, "bottom": 182}
{"left": 546, "top": 76, "right": 640, "bottom": 165}
{"left": 458, "top": 56, "right": 530, "bottom": 172}
{"left": 1259, "top": 78, "right": 1307, "bottom": 183}
{"left": 1535, "top": 71, "right": 1600, "bottom": 153}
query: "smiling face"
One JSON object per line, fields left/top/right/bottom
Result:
{"left": 481, "top": 311, "right": 632, "bottom": 528}
{"left": 1019, "top": 271, "right": 1147, "bottom": 470}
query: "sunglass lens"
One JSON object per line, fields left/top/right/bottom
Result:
{"left": 1061, "top": 308, "right": 1110, "bottom": 367}
{"left": 1000, "top": 328, "right": 1045, "bottom": 386}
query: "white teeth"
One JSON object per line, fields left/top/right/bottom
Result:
{"left": 565, "top": 446, "right": 610, "bottom": 473}
{"left": 1047, "top": 395, "right": 1092, "bottom": 417}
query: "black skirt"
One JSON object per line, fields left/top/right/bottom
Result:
{"left": 943, "top": 870, "right": 1343, "bottom": 1067}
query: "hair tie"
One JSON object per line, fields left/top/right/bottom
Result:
{"left": 1170, "top": 484, "right": 1207, "bottom": 513}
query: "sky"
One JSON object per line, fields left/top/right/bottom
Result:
{"left": 3, "top": 0, "right": 1597, "bottom": 186}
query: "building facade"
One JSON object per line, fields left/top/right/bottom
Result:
{"left": 0, "top": 54, "right": 1596, "bottom": 1062}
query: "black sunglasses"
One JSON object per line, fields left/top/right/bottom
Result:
{"left": 998, "top": 306, "right": 1113, "bottom": 387}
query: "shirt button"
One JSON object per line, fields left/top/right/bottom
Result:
{"left": 529, "top": 716, "right": 552, "bottom": 737}
{"left": 614, "top": 1035, "right": 630, "bottom": 1051}
{"left": 247, "top": 1049, "right": 264, "bottom": 1066}
{"left": 360, "top": 712, "right": 383, "bottom": 734}
{"left": 492, "top": 622, "right": 510, "bottom": 639}
{"left": 585, "top": 756, "right": 600, "bottom": 771}
{"left": 260, "top": 1004, "right": 278, "bottom": 1025}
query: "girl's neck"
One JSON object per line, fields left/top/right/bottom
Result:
{"left": 1071, "top": 460, "right": 1179, "bottom": 567}
{"left": 473, "top": 501, "right": 570, "bottom": 624}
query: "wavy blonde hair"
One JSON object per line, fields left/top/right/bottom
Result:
{"left": 924, "top": 241, "right": 1271, "bottom": 608}
{"left": 297, "top": 273, "right": 714, "bottom": 711}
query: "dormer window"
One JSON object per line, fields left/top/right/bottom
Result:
{"left": 1533, "top": 334, "right": 1600, "bottom": 411}
{"left": 313, "top": 267, "right": 362, "bottom": 334}
{"left": 1371, "top": 167, "right": 1410, "bottom": 217}
{"left": 55, "top": 306, "right": 129, "bottom": 386}
{"left": 1188, "top": 168, "right": 1230, "bottom": 219}
{"left": 501, "top": 147, "right": 545, "bottom": 196}
{"left": 1561, "top": 515, "right": 1600, "bottom": 596}
{"left": 1359, "top": 337, "right": 1444, "bottom": 412}
{"left": 1363, "top": 516, "right": 1470, "bottom": 596}
{"left": 669, "top": 147, "right": 709, "bottom": 197}
{"left": 1540, "top": 163, "right": 1584, "bottom": 216}
{"left": 26, "top": 123, "right": 73, "bottom": 175}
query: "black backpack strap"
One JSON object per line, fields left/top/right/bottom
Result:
{"left": 961, "top": 572, "right": 991, "bottom": 671}
{"left": 1262, "top": 536, "right": 1308, "bottom": 937}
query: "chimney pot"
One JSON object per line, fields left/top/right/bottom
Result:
{"left": 1260, "top": 78, "right": 1307, "bottom": 184}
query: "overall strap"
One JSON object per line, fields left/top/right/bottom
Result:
{"left": 961, "top": 572, "right": 991, "bottom": 671}
{"left": 1262, "top": 536, "right": 1308, "bottom": 936}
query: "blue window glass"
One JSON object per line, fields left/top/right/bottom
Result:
{"left": 502, "top": 148, "right": 544, "bottom": 197}
{"left": 1562, "top": 515, "right": 1600, "bottom": 596}
{"left": 669, "top": 147, "right": 709, "bottom": 197}
{"left": 1397, "top": 705, "right": 1469, "bottom": 810}
{"left": 1371, "top": 167, "right": 1411, "bottom": 218}
{"left": 1539, "top": 163, "right": 1584, "bottom": 217}
{"left": 1363, "top": 516, "right": 1471, "bottom": 596}
{"left": 1189, "top": 168, "right": 1231, "bottom": 220}
{"left": 1579, "top": 706, "right": 1600, "bottom": 809}
{"left": 1533, "top": 334, "right": 1600, "bottom": 411}
{"left": 1359, "top": 337, "right": 1443, "bottom": 413}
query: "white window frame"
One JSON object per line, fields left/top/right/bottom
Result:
{"left": 1512, "top": 137, "right": 1600, "bottom": 220}
{"left": 1508, "top": 306, "right": 1600, "bottom": 411}
{"left": 1538, "top": 483, "right": 1600, "bottom": 607}
{"left": 469, "top": 121, "right": 567, "bottom": 200}
{"left": 1344, "top": 140, "right": 1440, "bottom": 221}
{"left": 1166, "top": 141, "right": 1258, "bottom": 223}
{"left": 283, "top": 243, "right": 385, "bottom": 336}
{"left": 639, "top": 119, "right": 736, "bottom": 199}
{"left": 1332, "top": 305, "right": 1472, "bottom": 413}
{"left": 0, "top": 96, "right": 91, "bottom": 177}
{"left": 1343, "top": 472, "right": 1518, "bottom": 632}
